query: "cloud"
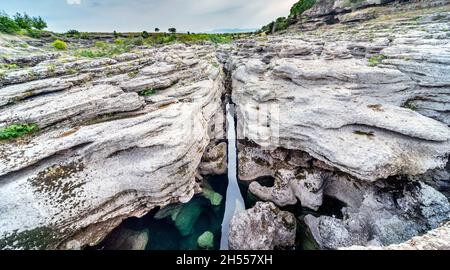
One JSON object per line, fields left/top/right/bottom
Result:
{"left": 67, "top": 0, "right": 81, "bottom": 5}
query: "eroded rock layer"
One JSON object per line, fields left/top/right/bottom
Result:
{"left": 0, "top": 43, "right": 225, "bottom": 249}
{"left": 222, "top": 0, "right": 450, "bottom": 249}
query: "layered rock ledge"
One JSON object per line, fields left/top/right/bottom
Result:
{"left": 0, "top": 43, "right": 225, "bottom": 249}
{"left": 222, "top": 0, "right": 450, "bottom": 249}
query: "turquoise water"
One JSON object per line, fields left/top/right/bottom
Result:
{"left": 92, "top": 175, "right": 228, "bottom": 250}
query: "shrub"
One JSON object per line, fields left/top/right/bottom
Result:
{"left": 142, "top": 31, "right": 149, "bottom": 39}
{"left": 132, "top": 37, "right": 144, "bottom": 46}
{"left": 274, "top": 17, "right": 289, "bottom": 32}
{"left": 113, "top": 30, "right": 119, "bottom": 39}
{"left": 77, "top": 49, "right": 97, "bottom": 58}
{"left": 94, "top": 41, "right": 108, "bottom": 48}
{"left": 80, "top": 32, "right": 89, "bottom": 39}
{"left": 66, "top": 29, "right": 80, "bottom": 38}
{"left": 52, "top": 40, "right": 67, "bottom": 50}
{"left": 290, "top": 0, "right": 316, "bottom": 18}
{"left": 139, "top": 88, "right": 156, "bottom": 96}
{"left": 0, "top": 12, "right": 47, "bottom": 34}
{"left": 31, "top": 16, "right": 47, "bottom": 30}
{"left": 114, "top": 39, "right": 125, "bottom": 45}
{"left": 261, "top": 0, "right": 316, "bottom": 34}
{"left": 154, "top": 28, "right": 160, "bottom": 32}
{"left": 261, "top": 21, "right": 275, "bottom": 34}
{"left": 368, "top": 55, "right": 386, "bottom": 67}
{"left": 0, "top": 124, "right": 38, "bottom": 140}
{"left": 168, "top": 27, "right": 176, "bottom": 34}
{"left": 26, "top": 29, "right": 42, "bottom": 38}
{"left": 0, "top": 12, "right": 21, "bottom": 34}
{"left": 13, "top": 13, "right": 33, "bottom": 30}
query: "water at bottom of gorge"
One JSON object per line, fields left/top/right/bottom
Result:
{"left": 91, "top": 104, "right": 343, "bottom": 250}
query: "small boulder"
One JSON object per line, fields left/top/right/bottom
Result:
{"left": 228, "top": 202, "right": 296, "bottom": 250}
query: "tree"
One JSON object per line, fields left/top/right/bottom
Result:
{"left": 154, "top": 28, "right": 160, "bottom": 33}
{"left": 290, "top": 0, "right": 316, "bottom": 18}
{"left": 142, "top": 31, "right": 149, "bottom": 38}
{"left": 66, "top": 29, "right": 80, "bottom": 38}
{"left": 13, "top": 13, "right": 33, "bottom": 29}
{"left": 31, "top": 16, "right": 47, "bottom": 30}
{"left": 113, "top": 30, "right": 119, "bottom": 38}
{"left": 0, "top": 12, "right": 20, "bottom": 34}
{"left": 168, "top": 27, "right": 176, "bottom": 34}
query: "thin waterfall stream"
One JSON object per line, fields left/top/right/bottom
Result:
{"left": 220, "top": 103, "right": 245, "bottom": 250}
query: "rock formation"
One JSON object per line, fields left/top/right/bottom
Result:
{"left": 222, "top": 0, "right": 450, "bottom": 249}
{"left": 341, "top": 222, "right": 450, "bottom": 250}
{"left": 228, "top": 202, "right": 296, "bottom": 250}
{"left": 0, "top": 42, "right": 226, "bottom": 249}
{"left": 1, "top": 0, "right": 450, "bottom": 250}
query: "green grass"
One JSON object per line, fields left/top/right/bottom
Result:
{"left": 47, "top": 64, "right": 56, "bottom": 74}
{"left": 368, "top": 54, "right": 387, "bottom": 67}
{"left": 144, "top": 33, "right": 235, "bottom": 46}
{"left": 52, "top": 39, "right": 67, "bottom": 50}
{"left": 0, "top": 63, "right": 19, "bottom": 71}
{"left": 75, "top": 41, "right": 131, "bottom": 58}
{"left": 0, "top": 123, "right": 38, "bottom": 140}
{"left": 139, "top": 88, "right": 157, "bottom": 96}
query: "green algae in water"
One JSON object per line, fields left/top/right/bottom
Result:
{"left": 197, "top": 231, "right": 214, "bottom": 249}
{"left": 174, "top": 200, "right": 204, "bottom": 236}
{"left": 91, "top": 175, "right": 228, "bottom": 250}
{"left": 202, "top": 184, "right": 223, "bottom": 206}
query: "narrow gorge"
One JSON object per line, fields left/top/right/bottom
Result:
{"left": 0, "top": 0, "right": 450, "bottom": 250}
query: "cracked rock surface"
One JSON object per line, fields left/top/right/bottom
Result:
{"left": 0, "top": 42, "right": 225, "bottom": 249}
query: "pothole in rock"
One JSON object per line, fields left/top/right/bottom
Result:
{"left": 87, "top": 174, "right": 228, "bottom": 250}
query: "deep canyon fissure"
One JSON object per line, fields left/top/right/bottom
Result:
{"left": 1, "top": 0, "right": 450, "bottom": 250}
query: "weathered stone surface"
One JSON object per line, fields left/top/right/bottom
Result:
{"left": 228, "top": 202, "right": 296, "bottom": 250}
{"left": 249, "top": 168, "right": 326, "bottom": 210}
{"left": 0, "top": 43, "right": 224, "bottom": 250}
{"left": 225, "top": 6, "right": 450, "bottom": 183}
{"left": 305, "top": 180, "right": 450, "bottom": 249}
{"left": 341, "top": 222, "right": 450, "bottom": 250}
{"left": 199, "top": 142, "right": 227, "bottom": 176}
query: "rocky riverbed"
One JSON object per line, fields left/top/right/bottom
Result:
{"left": 1, "top": 0, "right": 449, "bottom": 250}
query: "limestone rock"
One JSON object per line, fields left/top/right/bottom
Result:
{"left": 249, "top": 168, "right": 326, "bottom": 210}
{"left": 199, "top": 142, "right": 227, "bottom": 176}
{"left": 0, "top": 42, "right": 224, "bottom": 250}
{"left": 225, "top": 6, "right": 450, "bottom": 183}
{"left": 306, "top": 180, "right": 450, "bottom": 249}
{"left": 228, "top": 202, "right": 296, "bottom": 250}
{"left": 341, "top": 222, "right": 450, "bottom": 250}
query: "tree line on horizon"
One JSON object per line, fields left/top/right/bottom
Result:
{"left": 0, "top": 11, "right": 47, "bottom": 35}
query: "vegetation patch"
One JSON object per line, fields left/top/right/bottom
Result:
{"left": 0, "top": 12, "right": 47, "bottom": 36}
{"left": 0, "top": 123, "right": 38, "bottom": 140}
{"left": 368, "top": 54, "right": 387, "bottom": 67}
{"left": 0, "top": 227, "right": 62, "bottom": 250}
{"left": 403, "top": 100, "right": 417, "bottom": 111}
{"left": 52, "top": 39, "right": 68, "bottom": 50}
{"left": 139, "top": 88, "right": 157, "bottom": 96}
{"left": 261, "top": 0, "right": 316, "bottom": 34}
{"left": 75, "top": 41, "right": 131, "bottom": 58}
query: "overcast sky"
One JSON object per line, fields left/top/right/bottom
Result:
{"left": 1, "top": 0, "right": 298, "bottom": 33}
